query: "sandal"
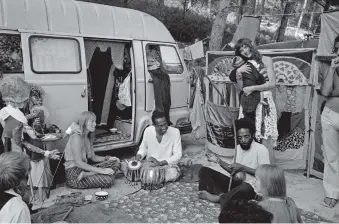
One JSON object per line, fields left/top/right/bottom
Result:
{"left": 320, "top": 197, "right": 337, "bottom": 208}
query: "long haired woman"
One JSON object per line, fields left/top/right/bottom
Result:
{"left": 64, "top": 111, "right": 120, "bottom": 189}
{"left": 255, "top": 164, "right": 302, "bottom": 223}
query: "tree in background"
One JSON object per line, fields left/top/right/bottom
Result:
{"left": 275, "top": 0, "right": 296, "bottom": 42}
{"left": 209, "top": 0, "right": 232, "bottom": 50}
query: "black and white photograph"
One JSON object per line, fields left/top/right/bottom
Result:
{"left": 1, "top": 0, "right": 339, "bottom": 223}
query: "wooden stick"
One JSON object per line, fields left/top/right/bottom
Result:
{"left": 61, "top": 206, "right": 73, "bottom": 221}
{"left": 203, "top": 73, "right": 238, "bottom": 192}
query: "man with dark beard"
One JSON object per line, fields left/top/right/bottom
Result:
{"left": 198, "top": 118, "right": 270, "bottom": 207}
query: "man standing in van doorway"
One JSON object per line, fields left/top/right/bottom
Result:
{"left": 134, "top": 110, "right": 182, "bottom": 182}
{"left": 319, "top": 34, "right": 339, "bottom": 208}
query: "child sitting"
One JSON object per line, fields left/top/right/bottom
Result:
{"left": 230, "top": 56, "right": 268, "bottom": 117}
{"left": 254, "top": 164, "right": 303, "bottom": 223}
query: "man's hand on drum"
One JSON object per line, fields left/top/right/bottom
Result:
{"left": 148, "top": 157, "right": 161, "bottom": 167}
{"left": 135, "top": 154, "right": 142, "bottom": 161}
{"left": 100, "top": 168, "right": 115, "bottom": 175}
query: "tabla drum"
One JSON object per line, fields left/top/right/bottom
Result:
{"left": 124, "top": 159, "right": 142, "bottom": 185}
{"left": 140, "top": 162, "right": 166, "bottom": 191}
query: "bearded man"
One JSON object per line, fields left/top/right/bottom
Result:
{"left": 198, "top": 118, "right": 270, "bottom": 207}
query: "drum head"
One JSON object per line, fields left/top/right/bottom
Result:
{"left": 128, "top": 160, "right": 141, "bottom": 170}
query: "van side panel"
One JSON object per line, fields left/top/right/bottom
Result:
{"left": 20, "top": 33, "right": 88, "bottom": 132}
{"left": 133, "top": 40, "right": 150, "bottom": 144}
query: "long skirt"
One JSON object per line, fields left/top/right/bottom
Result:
{"left": 28, "top": 158, "right": 51, "bottom": 188}
{"left": 65, "top": 159, "right": 121, "bottom": 189}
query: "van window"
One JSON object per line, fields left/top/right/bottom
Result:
{"left": 30, "top": 36, "right": 81, "bottom": 73}
{"left": 146, "top": 44, "right": 183, "bottom": 74}
{"left": 0, "top": 34, "right": 23, "bottom": 73}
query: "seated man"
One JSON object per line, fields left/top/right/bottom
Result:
{"left": 198, "top": 118, "right": 270, "bottom": 207}
{"left": 219, "top": 199, "right": 273, "bottom": 223}
{"left": 135, "top": 110, "right": 182, "bottom": 182}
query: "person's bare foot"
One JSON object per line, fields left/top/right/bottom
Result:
{"left": 77, "top": 172, "right": 84, "bottom": 181}
{"left": 198, "top": 190, "right": 220, "bottom": 203}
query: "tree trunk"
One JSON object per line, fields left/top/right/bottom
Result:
{"left": 236, "top": 0, "right": 244, "bottom": 24}
{"left": 276, "top": 1, "right": 295, "bottom": 42}
{"left": 158, "top": 0, "right": 165, "bottom": 7}
{"left": 244, "top": 0, "right": 256, "bottom": 15}
{"left": 308, "top": 1, "right": 316, "bottom": 30}
{"left": 207, "top": 0, "right": 212, "bottom": 14}
{"left": 260, "top": 0, "right": 266, "bottom": 14}
{"left": 209, "top": 0, "right": 232, "bottom": 51}
{"left": 297, "top": 0, "right": 308, "bottom": 30}
{"left": 124, "top": 0, "right": 128, "bottom": 7}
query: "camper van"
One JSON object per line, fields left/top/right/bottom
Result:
{"left": 0, "top": 0, "right": 191, "bottom": 151}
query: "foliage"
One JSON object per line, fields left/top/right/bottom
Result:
{"left": 77, "top": 0, "right": 213, "bottom": 43}
{"left": 0, "top": 35, "right": 23, "bottom": 72}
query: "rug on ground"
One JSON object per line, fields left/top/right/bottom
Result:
{"left": 106, "top": 182, "right": 331, "bottom": 223}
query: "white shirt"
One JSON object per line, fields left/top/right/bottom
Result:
{"left": 0, "top": 189, "right": 31, "bottom": 223}
{"left": 137, "top": 126, "right": 182, "bottom": 165}
{"left": 235, "top": 141, "right": 270, "bottom": 183}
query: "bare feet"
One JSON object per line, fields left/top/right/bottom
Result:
{"left": 198, "top": 190, "right": 220, "bottom": 203}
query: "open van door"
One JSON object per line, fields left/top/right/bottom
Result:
{"left": 142, "top": 42, "right": 189, "bottom": 112}
{"left": 20, "top": 32, "right": 88, "bottom": 131}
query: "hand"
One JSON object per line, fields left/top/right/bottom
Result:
{"left": 228, "top": 163, "right": 244, "bottom": 175}
{"left": 135, "top": 154, "right": 142, "bottom": 161}
{"left": 105, "top": 156, "right": 119, "bottom": 162}
{"left": 101, "top": 168, "right": 114, "bottom": 175}
{"left": 331, "top": 56, "right": 339, "bottom": 68}
{"left": 237, "top": 64, "right": 251, "bottom": 74}
{"left": 50, "top": 149, "right": 60, "bottom": 160}
{"left": 206, "top": 153, "right": 219, "bottom": 164}
{"left": 243, "top": 86, "right": 254, "bottom": 96}
{"left": 148, "top": 157, "right": 160, "bottom": 166}
{"left": 236, "top": 71, "right": 243, "bottom": 81}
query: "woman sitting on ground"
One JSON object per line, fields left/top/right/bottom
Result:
{"left": 0, "top": 152, "right": 31, "bottom": 223}
{"left": 254, "top": 164, "right": 302, "bottom": 223}
{"left": 64, "top": 111, "right": 121, "bottom": 189}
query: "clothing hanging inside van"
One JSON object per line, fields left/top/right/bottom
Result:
{"left": 88, "top": 47, "right": 113, "bottom": 124}
{"left": 148, "top": 67, "right": 172, "bottom": 125}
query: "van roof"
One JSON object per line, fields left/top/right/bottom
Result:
{"left": 0, "top": 0, "right": 175, "bottom": 43}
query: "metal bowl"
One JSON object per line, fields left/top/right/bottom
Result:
{"left": 95, "top": 191, "right": 108, "bottom": 201}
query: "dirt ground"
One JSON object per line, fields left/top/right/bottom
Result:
{"left": 34, "top": 134, "right": 339, "bottom": 223}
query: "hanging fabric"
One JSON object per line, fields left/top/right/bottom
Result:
{"left": 101, "top": 65, "right": 116, "bottom": 124}
{"left": 190, "top": 77, "right": 206, "bottom": 139}
{"left": 84, "top": 41, "right": 125, "bottom": 69}
{"left": 118, "top": 71, "right": 132, "bottom": 107}
{"left": 148, "top": 68, "right": 171, "bottom": 125}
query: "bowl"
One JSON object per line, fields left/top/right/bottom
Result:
{"left": 110, "top": 128, "right": 118, "bottom": 134}
{"left": 95, "top": 191, "right": 108, "bottom": 201}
